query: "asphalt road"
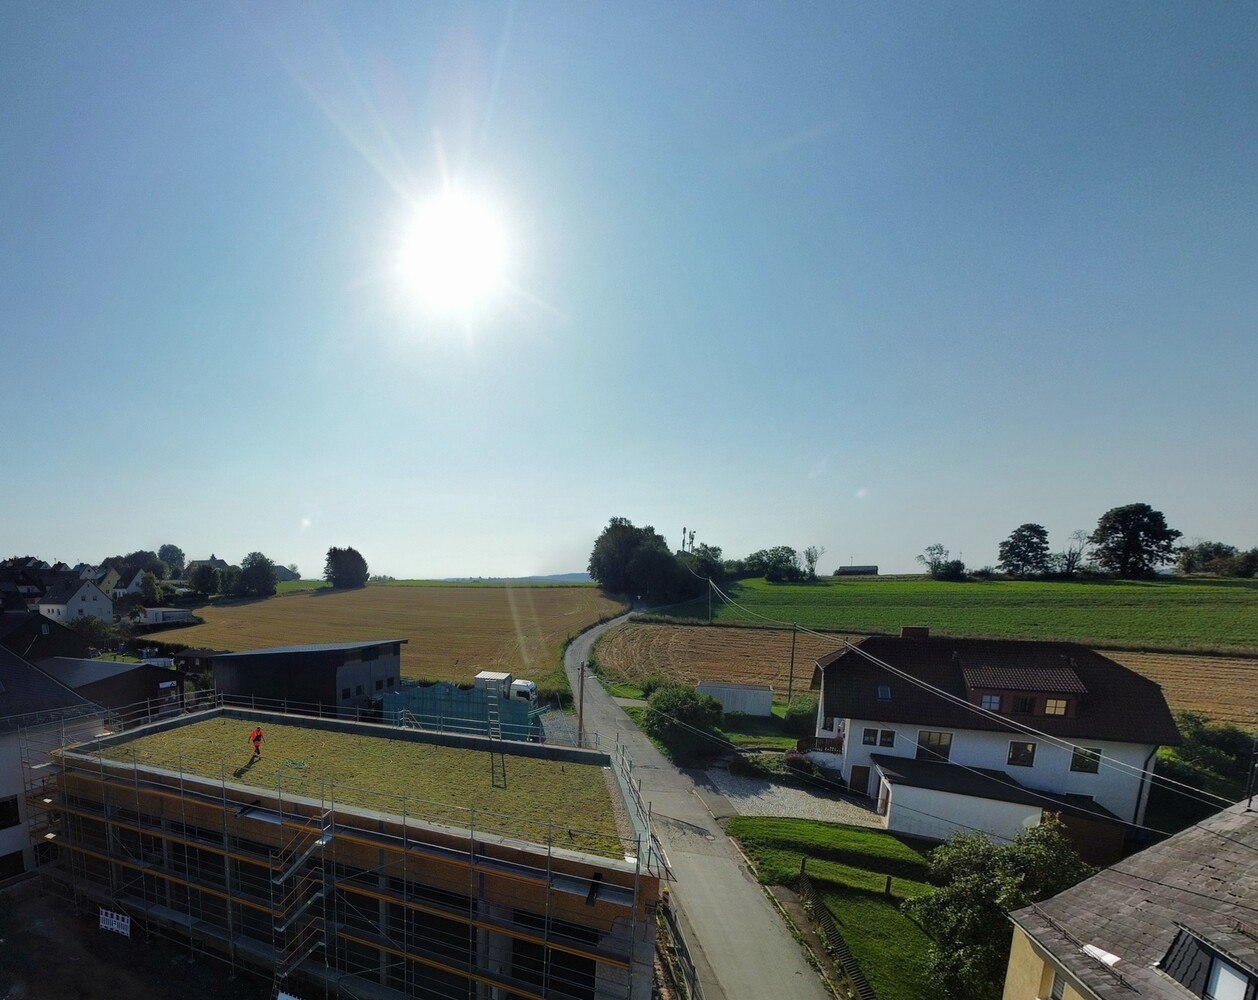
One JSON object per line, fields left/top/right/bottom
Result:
{"left": 566, "top": 615, "right": 831, "bottom": 1000}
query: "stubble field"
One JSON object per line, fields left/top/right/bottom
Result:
{"left": 595, "top": 622, "right": 1258, "bottom": 724}
{"left": 162, "top": 585, "right": 627, "bottom": 685}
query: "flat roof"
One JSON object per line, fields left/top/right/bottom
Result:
{"left": 209, "top": 639, "right": 409, "bottom": 658}
{"left": 99, "top": 716, "right": 620, "bottom": 856}
{"left": 870, "top": 753, "right": 1121, "bottom": 821}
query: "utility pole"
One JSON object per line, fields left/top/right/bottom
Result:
{"left": 707, "top": 581, "right": 712, "bottom": 623}
{"left": 577, "top": 659, "right": 587, "bottom": 747}
{"left": 787, "top": 624, "right": 798, "bottom": 704}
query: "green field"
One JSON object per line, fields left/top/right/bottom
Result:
{"left": 728, "top": 817, "right": 935, "bottom": 1000}
{"left": 653, "top": 576, "right": 1258, "bottom": 652}
{"left": 101, "top": 717, "right": 622, "bottom": 856}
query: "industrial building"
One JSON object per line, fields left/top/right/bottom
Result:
{"left": 22, "top": 705, "right": 662, "bottom": 1000}
{"left": 204, "top": 640, "right": 406, "bottom": 714}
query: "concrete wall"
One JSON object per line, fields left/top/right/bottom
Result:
{"left": 883, "top": 781, "right": 1043, "bottom": 843}
{"left": 334, "top": 650, "right": 401, "bottom": 708}
{"left": 697, "top": 683, "right": 773, "bottom": 717}
{"left": 835, "top": 715, "right": 1154, "bottom": 822}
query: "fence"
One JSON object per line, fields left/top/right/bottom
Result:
{"left": 797, "top": 860, "right": 877, "bottom": 1000}
{"left": 612, "top": 736, "right": 672, "bottom": 881}
{"left": 658, "top": 901, "right": 704, "bottom": 1000}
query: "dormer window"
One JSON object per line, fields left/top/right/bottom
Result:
{"left": 1012, "top": 696, "right": 1035, "bottom": 715}
{"left": 1207, "top": 956, "right": 1249, "bottom": 1000}
{"left": 1044, "top": 698, "right": 1067, "bottom": 716}
{"left": 876, "top": 685, "right": 891, "bottom": 701}
{"left": 980, "top": 694, "right": 1001, "bottom": 711}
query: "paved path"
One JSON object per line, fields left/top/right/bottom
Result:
{"left": 567, "top": 616, "right": 831, "bottom": 1000}
{"left": 705, "top": 767, "right": 883, "bottom": 826}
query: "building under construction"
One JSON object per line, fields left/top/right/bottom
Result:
{"left": 21, "top": 705, "right": 663, "bottom": 1000}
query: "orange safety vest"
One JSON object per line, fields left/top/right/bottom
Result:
{"left": 250, "top": 729, "right": 263, "bottom": 744}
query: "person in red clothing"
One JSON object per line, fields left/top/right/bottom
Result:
{"left": 249, "top": 726, "right": 264, "bottom": 758}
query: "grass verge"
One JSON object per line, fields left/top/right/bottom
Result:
{"left": 728, "top": 817, "right": 935, "bottom": 1000}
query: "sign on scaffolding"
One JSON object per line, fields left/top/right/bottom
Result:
{"left": 99, "top": 908, "right": 131, "bottom": 938}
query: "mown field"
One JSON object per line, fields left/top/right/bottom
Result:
{"left": 656, "top": 576, "right": 1258, "bottom": 653}
{"left": 596, "top": 622, "right": 1258, "bottom": 725}
{"left": 161, "top": 585, "right": 627, "bottom": 688}
{"left": 104, "top": 717, "right": 622, "bottom": 855}
{"left": 728, "top": 817, "right": 934, "bottom": 1000}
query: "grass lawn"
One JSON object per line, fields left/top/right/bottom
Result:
{"left": 101, "top": 717, "right": 622, "bottom": 857}
{"left": 728, "top": 817, "right": 935, "bottom": 1000}
{"left": 650, "top": 576, "right": 1258, "bottom": 653}
{"left": 719, "top": 711, "right": 798, "bottom": 750}
{"left": 276, "top": 579, "right": 331, "bottom": 594}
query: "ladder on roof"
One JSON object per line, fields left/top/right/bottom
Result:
{"left": 486, "top": 695, "right": 507, "bottom": 789}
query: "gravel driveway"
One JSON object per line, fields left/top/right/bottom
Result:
{"left": 706, "top": 767, "right": 886, "bottom": 827}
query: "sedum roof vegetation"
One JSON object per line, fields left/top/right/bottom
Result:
{"left": 101, "top": 717, "right": 622, "bottom": 857}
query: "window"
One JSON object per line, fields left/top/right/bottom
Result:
{"left": 341, "top": 688, "right": 351, "bottom": 700}
{"left": 862, "top": 728, "right": 878, "bottom": 746}
{"left": 876, "top": 685, "right": 892, "bottom": 701}
{"left": 386, "top": 677, "right": 395, "bottom": 687}
{"left": 916, "top": 731, "right": 953, "bottom": 762}
{"left": 355, "top": 685, "right": 364, "bottom": 696}
{"left": 1045, "top": 698, "right": 1067, "bottom": 716}
{"left": 1013, "top": 696, "right": 1035, "bottom": 715}
{"left": 0, "top": 796, "right": 20, "bottom": 830}
{"left": 980, "top": 694, "right": 1001, "bottom": 711}
{"left": 878, "top": 730, "right": 895, "bottom": 748}
{"left": 374, "top": 679, "right": 383, "bottom": 691}
{"left": 1207, "top": 958, "right": 1248, "bottom": 1000}
{"left": 0, "top": 850, "right": 24, "bottom": 880}
{"left": 1050, "top": 971, "right": 1065, "bottom": 1000}
{"left": 1070, "top": 747, "right": 1101, "bottom": 774}
{"left": 822, "top": 716, "right": 836, "bottom": 732}
{"left": 1008, "top": 741, "right": 1037, "bottom": 767}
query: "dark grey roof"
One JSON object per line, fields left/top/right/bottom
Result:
{"left": 208, "top": 639, "right": 408, "bottom": 658}
{"left": 817, "top": 636, "right": 1181, "bottom": 746}
{"left": 961, "top": 664, "right": 1088, "bottom": 694}
{"left": 1010, "top": 802, "right": 1258, "bottom": 999}
{"left": 0, "top": 645, "right": 99, "bottom": 732}
{"left": 38, "top": 578, "right": 91, "bottom": 605}
{"left": 36, "top": 657, "right": 145, "bottom": 688}
{"left": 870, "top": 753, "right": 1120, "bottom": 821}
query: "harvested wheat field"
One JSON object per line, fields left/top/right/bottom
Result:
{"left": 1104, "top": 650, "right": 1258, "bottom": 726}
{"left": 594, "top": 622, "right": 848, "bottom": 698}
{"left": 163, "top": 586, "right": 627, "bottom": 683}
{"left": 598, "top": 623, "right": 1258, "bottom": 724}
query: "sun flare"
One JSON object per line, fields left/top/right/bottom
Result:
{"left": 397, "top": 188, "right": 507, "bottom": 317}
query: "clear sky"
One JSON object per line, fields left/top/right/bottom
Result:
{"left": 2, "top": 2, "right": 1254, "bottom": 577}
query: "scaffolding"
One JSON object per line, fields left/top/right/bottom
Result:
{"left": 19, "top": 705, "right": 663, "bottom": 1000}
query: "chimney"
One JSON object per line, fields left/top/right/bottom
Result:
{"left": 901, "top": 626, "right": 930, "bottom": 640}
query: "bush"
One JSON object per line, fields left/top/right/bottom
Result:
{"left": 643, "top": 684, "right": 723, "bottom": 765}
{"left": 638, "top": 673, "right": 670, "bottom": 699}
{"left": 784, "top": 750, "right": 819, "bottom": 777}
{"left": 934, "top": 559, "right": 968, "bottom": 582}
{"left": 783, "top": 695, "right": 818, "bottom": 735}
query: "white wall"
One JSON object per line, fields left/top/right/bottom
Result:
{"left": 698, "top": 683, "right": 773, "bottom": 717}
{"left": 39, "top": 583, "right": 112, "bottom": 623}
{"left": 836, "top": 716, "right": 1155, "bottom": 823}
{"left": 884, "top": 781, "right": 1044, "bottom": 843}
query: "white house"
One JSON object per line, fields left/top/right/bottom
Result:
{"left": 112, "top": 569, "right": 146, "bottom": 600}
{"left": 810, "top": 628, "right": 1181, "bottom": 863}
{"left": 37, "top": 579, "right": 113, "bottom": 623}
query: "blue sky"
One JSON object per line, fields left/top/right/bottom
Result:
{"left": 2, "top": 2, "right": 1254, "bottom": 577}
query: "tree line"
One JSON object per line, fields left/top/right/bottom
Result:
{"left": 922, "top": 502, "right": 1255, "bottom": 581}
{"left": 587, "top": 517, "right": 827, "bottom": 602}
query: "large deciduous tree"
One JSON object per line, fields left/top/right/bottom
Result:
{"left": 140, "top": 571, "right": 160, "bottom": 604}
{"left": 240, "top": 552, "right": 278, "bottom": 597}
{"left": 324, "top": 547, "right": 369, "bottom": 589}
{"left": 158, "top": 544, "right": 186, "bottom": 579}
{"left": 802, "top": 545, "right": 825, "bottom": 581}
{"left": 189, "top": 563, "right": 219, "bottom": 597}
{"left": 1089, "top": 503, "right": 1182, "bottom": 578}
{"left": 997, "top": 524, "right": 1050, "bottom": 576}
{"left": 906, "top": 817, "right": 1093, "bottom": 1000}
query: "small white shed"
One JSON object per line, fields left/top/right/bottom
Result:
{"left": 697, "top": 681, "right": 774, "bottom": 717}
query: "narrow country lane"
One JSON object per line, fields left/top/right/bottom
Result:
{"left": 566, "top": 615, "right": 832, "bottom": 1000}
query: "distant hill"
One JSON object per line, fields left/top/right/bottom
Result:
{"left": 440, "top": 572, "right": 594, "bottom": 584}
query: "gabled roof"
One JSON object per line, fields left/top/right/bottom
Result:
{"left": 817, "top": 636, "right": 1181, "bottom": 746}
{"left": 0, "top": 645, "right": 99, "bottom": 732}
{"left": 1010, "top": 802, "right": 1258, "bottom": 1000}
{"left": 0, "top": 582, "right": 27, "bottom": 612}
{"left": 38, "top": 578, "right": 91, "bottom": 605}
{"left": 208, "top": 639, "right": 408, "bottom": 658}
{"left": 870, "top": 753, "right": 1120, "bottom": 821}
{"left": 36, "top": 657, "right": 153, "bottom": 688}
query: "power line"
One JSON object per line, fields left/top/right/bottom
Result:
{"left": 707, "top": 579, "right": 1236, "bottom": 811}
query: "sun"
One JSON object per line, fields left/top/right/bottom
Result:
{"left": 397, "top": 188, "right": 507, "bottom": 317}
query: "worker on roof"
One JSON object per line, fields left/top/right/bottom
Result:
{"left": 249, "top": 725, "right": 264, "bottom": 758}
